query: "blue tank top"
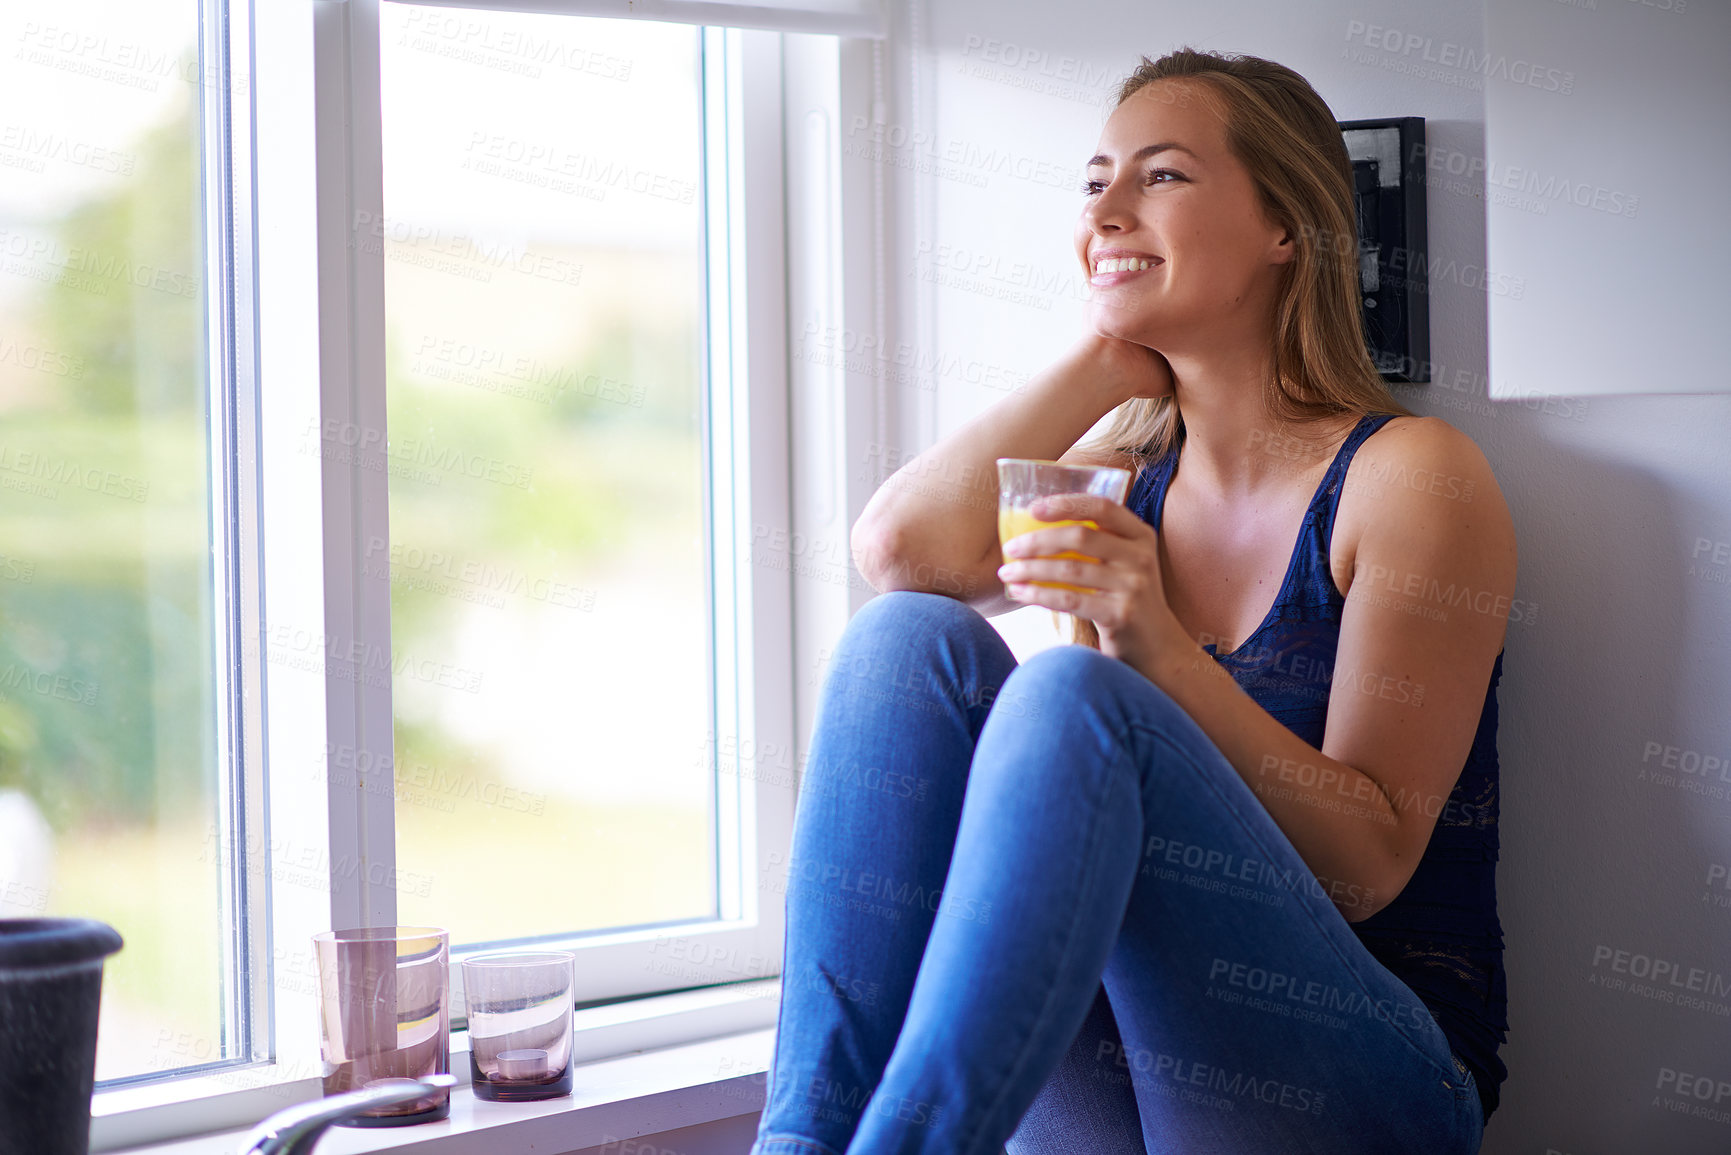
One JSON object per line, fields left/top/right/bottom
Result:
{"left": 1125, "top": 413, "right": 1508, "bottom": 1121}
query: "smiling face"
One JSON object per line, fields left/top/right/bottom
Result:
{"left": 1073, "top": 80, "right": 1295, "bottom": 353}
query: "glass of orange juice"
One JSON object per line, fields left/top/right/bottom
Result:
{"left": 996, "top": 458, "right": 1133, "bottom": 591}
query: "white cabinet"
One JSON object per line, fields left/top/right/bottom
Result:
{"left": 1483, "top": 0, "right": 1730, "bottom": 398}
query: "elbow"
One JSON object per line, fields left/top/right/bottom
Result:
{"left": 1339, "top": 887, "right": 1389, "bottom": 925}
{"left": 1340, "top": 849, "right": 1418, "bottom": 925}
{"left": 851, "top": 513, "right": 981, "bottom": 600}
{"left": 851, "top": 513, "right": 907, "bottom": 594}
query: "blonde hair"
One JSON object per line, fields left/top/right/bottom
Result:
{"left": 1068, "top": 47, "right": 1413, "bottom": 649}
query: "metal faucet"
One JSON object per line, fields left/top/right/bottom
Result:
{"left": 240, "top": 1074, "right": 458, "bottom": 1155}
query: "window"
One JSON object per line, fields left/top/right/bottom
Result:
{"left": 377, "top": 8, "right": 717, "bottom": 947}
{"left": 354, "top": 5, "right": 795, "bottom": 1003}
{"left": 0, "top": 0, "right": 886, "bottom": 1136}
{"left": 0, "top": 0, "right": 267, "bottom": 1084}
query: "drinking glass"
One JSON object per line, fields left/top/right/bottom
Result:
{"left": 313, "top": 926, "right": 450, "bottom": 1126}
{"left": 996, "top": 458, "right": 1132, "bottom": 591}
{"left": 461, "top": 950, "right": 576, "bottom": 1101}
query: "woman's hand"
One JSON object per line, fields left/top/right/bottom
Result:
{"left": 995, "top": 493, "right": 1189, "bottom": 673}
{"left": 1071, "top": 333, "right": 1175, "bottom": 405}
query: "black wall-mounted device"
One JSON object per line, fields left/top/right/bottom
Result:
{"left": 1338, "top": 117, "right": 1429, "bottom": 384}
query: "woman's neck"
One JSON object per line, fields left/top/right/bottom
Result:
{"left": 1162, "top": 349, "right": 1355, "bottom": 499}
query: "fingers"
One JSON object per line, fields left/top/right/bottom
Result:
{"left": 1001, "top": 519, "right": 1145, "bottom": 565}
{"left": 999, "top": 574, "right": 1136, "bottom": 630}
{"left": 997, "top": 495, "right": 1157, "bottom": 625}
{"left": 999, "top": 556, "right": 1108, "bottom": 588}
{"left": 1001, "top": 580, "right": 1105, "bottom": 616}
{"left": 1026, "top": 494, "right": 1149, "bottom": 537}
{"left": 997, "top": 552, "right": 1146, "bottom": 596}
{"left": 1002, "top": 528, "right": 1121, "bottom": 561}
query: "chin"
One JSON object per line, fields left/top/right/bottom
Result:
{"left": 1090, "top": 305, "right": 1167, "bottom": 350}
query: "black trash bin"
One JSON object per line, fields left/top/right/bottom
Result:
{"left": 0, "top": 918, "right": 124, "bottom": 1155}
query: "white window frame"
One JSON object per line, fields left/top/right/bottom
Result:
{"left": 303, "top": 0, "right": 802, "bottom": 1014}
{"left": 89, "top": 0, "right": 898, "bottom": 1147}
{"left": 311, "top": 0, "right": 804, "bottom": 996}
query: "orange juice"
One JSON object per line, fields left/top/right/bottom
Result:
{"left": 998, "top": 508, "right": 1102, "bottom": 592}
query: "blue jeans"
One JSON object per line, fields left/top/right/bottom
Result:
{"left": 750, "top": 592, "right": 1484, "bottom": 1155}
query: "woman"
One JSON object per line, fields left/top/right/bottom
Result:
{"left": 751, "top": 47, "right": 1513, "bottom": 1155}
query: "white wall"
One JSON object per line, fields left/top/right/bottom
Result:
{"left": 844, "top": 0, "right": 1731, "bottom": 1149}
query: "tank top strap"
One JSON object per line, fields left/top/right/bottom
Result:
{"left": 1124, "top": 447, "right": 1176, "bottom": 530}
{"left": 1311, "top": 412, "right": 1399, "bottom": 552}
{"left": 1125, "top": 413, "right": 1400, "bottom": 535}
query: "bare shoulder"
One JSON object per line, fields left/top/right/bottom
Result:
{"left": 1335, "top": 414, "right": 1517, "bottom": 592}
{"left": 1350, "top": 414, "right": 1506, "bottom": 507}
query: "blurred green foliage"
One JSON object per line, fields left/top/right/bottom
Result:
{"left": 0, "top": 104, "right": 210, "bottom": 828}
{"left": 2, "top": 96, "right": 706, "bottom": 831}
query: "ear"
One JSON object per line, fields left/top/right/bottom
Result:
{"left": 1268, "top": 227, "right": 1296, "bottom": 266}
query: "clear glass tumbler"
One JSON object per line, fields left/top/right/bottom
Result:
{"left": 996, "top": 458, "right": 1133, "bottom": 591}
{"left": 312, "top": 926, "right": 451, "bottom": 1126}
{"left": 461, "top": 950, "right": 576, "bottom": 1101}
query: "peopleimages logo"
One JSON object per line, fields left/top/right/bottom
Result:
{"left": 0, "top": 335, "right": 87, "bottom": 380}
{"left": 845, "top": 118, "right": 1077, "bottom": 192}
{"left": 958, "top": 35, "right": 1119, "bottom": 88}
{"left": 1344, "top": 20, "right": 1575, "bottom": 94}
{"left": 0, "top": 663, "right": 99, "bottom": 706}
{"left": 0, "top": 444, "right": 147, "bottom": 500}
{"left": 1412, "top": 144, "right": 1639, "bottom": 220}
{"left": 1590, "top": 945, "right": 1731, "bottom": 1001}
{"left": 0, "top": 125, "right": 135, "bottom": 174}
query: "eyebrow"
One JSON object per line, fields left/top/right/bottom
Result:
{"left": 1085, "top": 142, "right": 1201, "bottom": 168}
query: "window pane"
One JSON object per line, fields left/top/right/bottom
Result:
{"left": 0, "top": 0, "right": 227, "bottom": 1079}
{"left": 380, "top": 5, "right": 715, "bottom": 944}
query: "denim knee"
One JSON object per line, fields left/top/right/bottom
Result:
{"left": 1006, "top": 644, "right": 1193, "bottom": 738}
{"left": 850, "top": 589, "right": 986, "bottom": 633}
{"left": 1008, "top": 644, "right": 1132, "bottom": 705}
{"left": 840, "top": 591, "right": 1000, "bottom": 661}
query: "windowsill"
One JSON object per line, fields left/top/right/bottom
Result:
{"left": 97, "top": 979, "right": 779, "bottom": 1154}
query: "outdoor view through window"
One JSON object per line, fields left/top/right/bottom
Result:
{"left": 0, "top": 0, "right": 225, "bottom": 1081}
{"left": 378, "top": 7, "right": 718, "bottom": 944}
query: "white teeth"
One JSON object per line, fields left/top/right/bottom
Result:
{"left": 1094, "top": 257, "right": 1152, "bottom": 274}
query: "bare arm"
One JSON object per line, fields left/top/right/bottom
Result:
{"left": 850, "top": 334, "right": 1171, "bottom": 615}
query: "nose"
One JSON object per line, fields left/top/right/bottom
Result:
{"left": 1081, "top": 174, "right": 1136, "bottom": 236}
